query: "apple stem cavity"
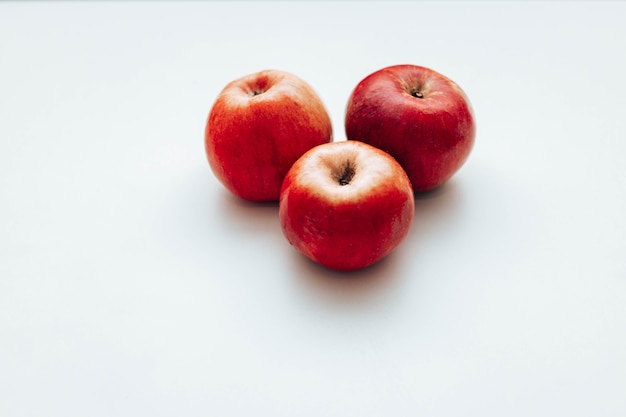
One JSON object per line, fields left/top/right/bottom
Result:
{"left": 337, "top": 162, "right": 356, "bottom": 186}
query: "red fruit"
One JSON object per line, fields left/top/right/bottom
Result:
{"left": 345, "top": 64, "right": 475, "bottom": 192}
{"left": 206, "top": 69, "right": 332, "bottom": 202}
{"left": 279, "top": 141, "right": 415, "bottom": 271}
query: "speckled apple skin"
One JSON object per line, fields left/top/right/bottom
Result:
{"left": 206, "top": 70, "right": 332, "bottom": 202}
{"left": 279, "top": 141, "right": 415, "bottom": 271}
{"left": 345, "top": 64, "right": 475, "bottom": 192}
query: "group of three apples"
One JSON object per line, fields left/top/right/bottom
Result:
{"left": 205, "top": 65, "right": 476, "bottom": 271}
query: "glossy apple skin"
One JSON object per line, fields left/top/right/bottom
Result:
{"left": 206, "top": 69, "right": 332, "bottom": 202}
{"left": 345, "top": 64, "right": 475, "bottom": 192}
{"left": 279, "top": 141, "right": 415, "bottom": 271}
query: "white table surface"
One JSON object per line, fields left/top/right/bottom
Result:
{"left": 1, "top": 2, "right": 625, "bottom": 416}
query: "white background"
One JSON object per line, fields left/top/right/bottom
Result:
{"left": 1, "top": 1, "right": 625, "bottom": 416}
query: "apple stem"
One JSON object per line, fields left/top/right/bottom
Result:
{"left": 410, "top": 88, "right": 424, "bottom": 99}
{"left": 337, "top": 162, "right": 355, "bottom": 186}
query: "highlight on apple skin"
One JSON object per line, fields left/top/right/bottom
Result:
{"left": 279, "top": 140, "right": 415, "bottom": 271}
{"left": 345, "top": 64, "right": 476, "bottom": 192}
{"left": 205, "top": 69, "right": 333, "bottom": 202}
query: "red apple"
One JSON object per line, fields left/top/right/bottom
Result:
{"left": 279, "top": 141, "right": 415, "bottom": 271}
{"left": 205, "top": 69, "right": 332, "bottom": 202}
{"left": 345, "top": 64, "right": 476, "bottom": 192}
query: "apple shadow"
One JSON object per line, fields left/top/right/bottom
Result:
{"left": 411, "top": 178, "right": 469, "bottom": 244}
{"left": 288, "top": 248, "right": 404, "bottom": 307}
{"left": 215, "top": 188, "right": 280, "bottom": 236}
